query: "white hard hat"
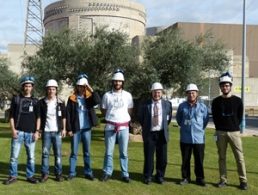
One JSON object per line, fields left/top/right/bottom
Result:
{"left": 76, "top": 77, "right": 88, "bottom": 86}
{"left": 112, "top": 72, "right": 124, "bottom": 81}
{"left": 219, "top": 72, "right": 233, "bottom": 84}
{"left": 46, "top": 79, "right": 58, "bottom": 88}
{"left": 151, "top": 82, "right": 163, "bottom": 91}
{"left": 186, "top": 83, "right": 199, "bottom": 92}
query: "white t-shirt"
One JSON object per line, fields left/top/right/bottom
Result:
{"left": 45, "top": 99, "right": 58, "bottom": 132}
{"left": 102, "top": 90, "right": 133, "bottom": 130}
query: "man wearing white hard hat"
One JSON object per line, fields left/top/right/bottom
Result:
{"left": 4, "top": 76, "right": 40, "bottom": 185}
{"left": 138, "top": 82, "right": 172, "bottom": 184}
{"left": 37, "top": 79, "right": 66, "bottom": 183}
{"left": 101, "top": 68, "right": 133, "bottom": 183}
{"left": 212, "top": 72, "right": 248, "bottom": 190}
{"left": 176, "top": 83, "right": 209, "bottom": 186}
{"left": 66, "top": 73, "right": 100, "bottom": 181}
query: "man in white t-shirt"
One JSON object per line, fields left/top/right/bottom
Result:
{"left": 101, "top": 69, "right": 133, "bottom": 183}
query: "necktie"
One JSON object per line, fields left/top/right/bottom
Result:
{"left": 153, "top": 102, "right": 159, "bottom": 126}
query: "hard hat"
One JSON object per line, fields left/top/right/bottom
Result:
{"left": 151, "top": 82, "right": 163, "bottom": 91}
{"left": 46, "top": 79, "right": 58, "bottom": 88}
{"left": 219, "top": 72, "right": 233, "bottom": 84}
{"left": 186, "top": 83, "right": 199, "bottom": 92}
{"left": 112, "top": 68, "right": 125, "bottom": 81}
{"left": 20, "top": 76, "right": 35, "bottom": 86}
{"left": 76, "top": 77, "right": 88, "bottom": 86}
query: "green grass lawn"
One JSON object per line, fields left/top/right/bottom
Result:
{"left": 0, "top": 121, "right": 258, "bottom": 194}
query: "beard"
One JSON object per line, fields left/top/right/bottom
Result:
{"left": 113, "top": 83, "right": 123, "bottom": 90}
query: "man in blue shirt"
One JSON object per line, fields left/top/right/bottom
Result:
{"left": 176, "top": 84, "right": 209, "bottom": 186}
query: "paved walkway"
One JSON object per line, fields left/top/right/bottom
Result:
{"left": 172, "top": 119, "right": 258, "bottom": 137}
{"left": 206, "top": 122, "right": 258, "bottom": 137}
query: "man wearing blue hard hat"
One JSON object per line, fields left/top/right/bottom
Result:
{"left": 3, "top": 76, "right": 40, "bottom": 185}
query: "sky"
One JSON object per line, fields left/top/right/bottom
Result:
{"left": 0, "top": 0, "right": 258, "bottom": 52}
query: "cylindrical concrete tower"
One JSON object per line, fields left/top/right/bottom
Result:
{"left": 44, "top": 0, "right": 146, "bottom": 39}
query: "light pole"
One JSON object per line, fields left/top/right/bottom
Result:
{"left": 241, "top": 0, "right": 246, "bottom": 133}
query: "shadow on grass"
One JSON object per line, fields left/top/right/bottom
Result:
{"left": 0, "top": 160, "right": 182, "bottom": 185}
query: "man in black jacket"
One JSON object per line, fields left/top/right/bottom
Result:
{"left": 212, "top": 72, "right": 247, "bottom": 190}
{"left": 66, "top": 74, "right": 100, "bottom": 180}
{"left": 37, "top": 79, "right": 66, "bottom": 183}
{"left": 3, "top": 76, "right": 40, "bottom": 185}
{"left": 138, "top": 82, "right": 172, "bottom": 185}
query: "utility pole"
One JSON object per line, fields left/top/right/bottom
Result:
{"left": 241, "top": 0, "right": 246, "bottom": 133}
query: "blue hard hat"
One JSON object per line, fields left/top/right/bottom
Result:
{"left": 20, "top": 76, "right": 35, "bottom": 86}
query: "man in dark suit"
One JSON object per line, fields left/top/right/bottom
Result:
{"left": 138, "top": 82, "right": 172, "bottom": 184}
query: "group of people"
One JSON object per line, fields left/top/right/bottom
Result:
{"left": 3, "top": 69, "right": 248, "bottom": 190}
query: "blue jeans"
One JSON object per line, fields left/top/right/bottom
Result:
{"left": 103, "top": 128, "right": 129, "bottom": 177}
{"left": 41, "top": 132, "right": 62, "bottom": 175}
{"left": 9, "top": 131, "right": 36, "bottom": 178}
{"left": 69, "top": 129, "right": 92, "bottom": 176}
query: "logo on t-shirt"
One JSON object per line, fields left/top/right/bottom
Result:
{"left": 113, "top": 96, "right": 124, "bottom": 109}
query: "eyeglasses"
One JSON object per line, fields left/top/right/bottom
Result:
{"left": 221, "top": 103, "right": 234, "bottom": 117}
{"left": 114, "top": 68, "right": 124, "bottom": 74}
{"left": 20, "top": 76, "right": 35, "bottom": 82}
{"left": 20, "top": 76, "right": 35, "bottom": 85}
{"left": 77, "top": 73, "right": 88, "bottom": 80}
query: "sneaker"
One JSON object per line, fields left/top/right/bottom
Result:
{"left": 40, "top": 174, "right": 49, "bottom": 183}
{"left": 122, "top": 176, "right": 130, "bottom": 183}
{"left": 240, "top": 182, "right": 248, "bottom": 190}
{"left": 66, "top": 175, "right": 75, "bottom": 181}
{"left": 217, "top": 181, "right": 227, "bottom": 188}
{"left": 27, "top": 176, "right": 39, "bottom": 184}
{"left": 85, "top": 174, "right": 95, "bottom": 181}
{"left": 101, "top": 174, "right": 111, "bottom": 182}
{"left": 180, "top": 178, "right": 190, "bottom": 185}
{"left": 3, "top": 176, "right": 17, "bottom": 185}
{"left": 56, "top": 174, "right": 64, "bottom": 182}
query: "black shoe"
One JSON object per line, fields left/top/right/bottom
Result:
{"left": 122, "top": 177, "right": 130, "bottom": 183}
{"left": 56, "top": 174, "right": 64, "bottom": 182}
{"left": 240, "top": 182, "right": 248, "bottom": 190}
{"left": 143, "top": 177, "right": 151, "bottom": 185}
{"left": 155, "top": 177, "right": 164, "bottom": 184}
{"left": 196, "top": 179, "right": 206, "bottom": 187}
{"left": 180, "top": 178, "right": 190, "bottom": 185}
{"left": 85, "top": 174, "right": 95, "bottom": 181}
{"left": 101, "top": 174, "right": 111, "bottom": 182}
{"left": 3, "top": 176, "right": 17, "bottom": 185}
{"left": 27, "top": 176, "right": 39, "bottom": 184}
{"left": 217, "top": 181, "right": 227, "bottom": 188}
{"left": 40, "top": 174, "right": 49, "bottom": 183}
{"left": 66, "top": 175, "right": 75, "bottom": 181}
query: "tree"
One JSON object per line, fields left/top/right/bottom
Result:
{"left": 23, "top": 28, "right": 154, "bottom": 97}
{"left": 143, "top": 28, "right": 229, "bottom": 96}
{"left": 0, "top": 58, "right": 19, "bottom": 109}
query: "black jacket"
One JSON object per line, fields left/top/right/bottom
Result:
{"left": 138, "top": 99, "right": 172, "bottom": 143}
{"left": 66, "top": 92, "right": 100, "bottom": 133}
{"left": 38, "top": 97, "right": 66, "bottom": 132}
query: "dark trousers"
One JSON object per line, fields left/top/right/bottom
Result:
{"left": 143, "top": 130, "right": 167, "bottom": 179}
{"left": 180, "top": 142, "right": 205, "bottom": 180}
